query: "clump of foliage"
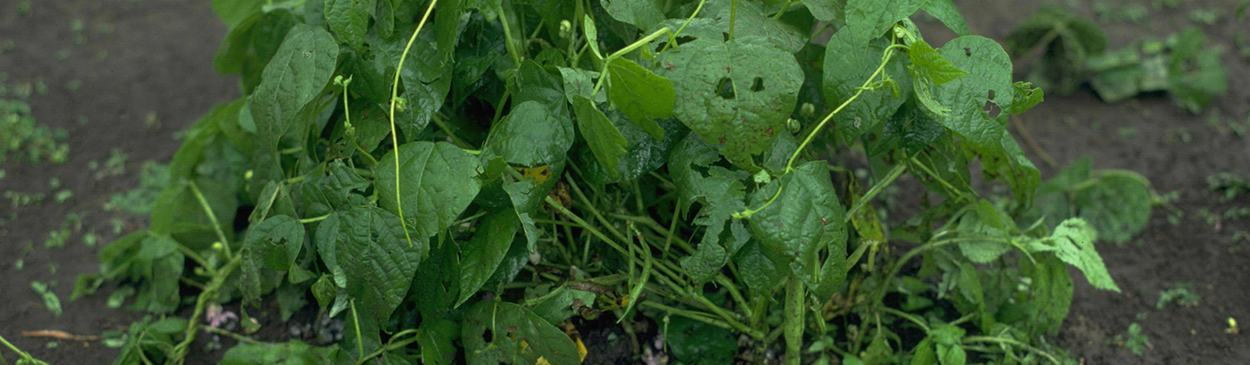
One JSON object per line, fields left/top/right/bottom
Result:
{"left": 1, "top": 96, "right": 69, "bottom": 164}
{"left": 1208, "top": 172, "right": 1250, "bottom": 202}
{"left": 1156, "top": 282, "right": 1201, "bottom": 309}
{"left": 1006, "top": 7, "right": 1227, "bottom": 113}
{"left": 83, "top": 0, "right": 1148, "bottom": 364}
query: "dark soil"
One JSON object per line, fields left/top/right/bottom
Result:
{"left": 0, "top": 0, "right": 237, "bottom": 363}
{"left": 2, "top": 0, "right": 1247, "bottom": 364}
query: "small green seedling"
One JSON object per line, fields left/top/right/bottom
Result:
{"left": 1156, "top": 283, "right": 1201, "bottom": 309}
{"left": 1229, "top": 317, "right": 1240, "bottom": 335}
{"left": 1115, "top": 322, "right": 1151, "bottom": 355}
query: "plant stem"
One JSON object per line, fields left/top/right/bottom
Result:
{"left": 189, "top": 181, "right": 232, "bottom": 260}
{"left": 0, "top": 334, "right": 50, "bottom": 365}
{"left": 498, "top": 2, "right": 522, "bottom": 64}
{"left": 171, "top": 255, "right": 242, "bottom": 364}
{"left": 879, "top": 306, "right": 930, "bottom": 332}
{"left": 199, "top": 325, "right": 265, "bottom": 345}
{"left": 784, "top": 275, "right": 803, "bottom": 365}
{"left": 176, "top": 243, "right": 215, "bottom": 276}
{"left": 962, "top": 336, "right": 1060, "bottom": 365}
{"left": 661, "top": 0, "right": 708, "bottom": 52}
{"left": 351, "top": 300, "right": 364, "bottom": 360}
{"left": 387, "top": 0, "right": 439, "bottom": 249}
{"left": 300, "top": 213, "right": 331, "bottom": 224}
{"left": 737, "top": 32, "right": 902, "bottom": 219}
{"left": 843, "top": 163, "right": 907, "bottom": 223}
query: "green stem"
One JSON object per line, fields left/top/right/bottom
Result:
{"left": 661, "top": 0, "right": 708, "bottom": 52}
{"left": 189, "top": 181, "right": 231, "bottom": 260}
{"left": 430, "top": 114, "right": 472, "bottom": 149}
{"left": 351, "top": 300, "right": 364, "bottom": 360}
{"left": 784, "top": 275, "right": 803, "bottom": 365}
{"left": 354, "top": 143, "right": 379, "bottom": 166}
{"left": 879, "top": 306, "right": 929, "bottom": 332}
{"left": 909, "top": 156, "right": 962, "bottom": 197}
{"left": 176, "top": 244, "right": 215, "bottom": 276}
{"left": 387, "top": 0, "right": 439, "bottom": 248}
{"left": 736, "top": 33, "right": 901, "bottom": 220}
{"left": 773, "top": 0, "right": 792, "bottom": 18}
{"left": 843, "top": 163, "right": 907, "bottom": 223}
{"left": 498, "top": 2, "right": 523, "bottom": 64}
{"left": 357, "top": 330, "right": 423, "bottom": 365}
{"left": 199, "top": 325, "right": 265, "bottom": 345}
{"left": 641, "top": 301, "right": 736, "bottom": 331}
{"left": 171, "top": 255, "right": 243, "bottom": 364}
{"left": 300, "top": 213, "right": 331, "bottom": 224}
{"left": 787, "top": 37, "right": 898, "bottom": 173}
{"left": 0, "top": 335, "right": 50, "bottom": 365}
{"left": 728, "top": 0, "right": 737, "bottom": 40}
{"left": 962, "top": 336, "right": 1060, "bottom": 365}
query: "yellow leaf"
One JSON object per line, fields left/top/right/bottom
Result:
{"left": 536, "top": 356, "right": 551, "bottom": 365}
{"left": 575, "top": 335, "right": 588, "bottom": 361}
{"left": 516, "top": 165, "right": 553, "bottom": 184}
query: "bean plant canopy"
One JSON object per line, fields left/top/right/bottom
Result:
{"left": 78, "top": 0, "right": 1152, "bottom": 364}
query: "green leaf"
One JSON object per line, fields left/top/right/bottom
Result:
{"left": 1073, "top": 171, "right": 1152, "bottom": 243}
{"left": 1028, "top": 219, "right": 1121, "bottom": 292}
{"left": 419, "top": 319, "right": 460, "bottom": 365}
{"left": 1005, "top": 81, "right": 1044, "bottom": 115}
{"left": 733, "top": 240, "right": 789, "bottom": 294}
{"left": 528, "top": 285, "right": 598, "bottom": 325}
{"left": 823, "top": 31, "right": 912, "bottom": 142}
{"left": 212, "top": 0, "right": 265, "bottom": 30}
{"left": 583, "top": 14, "right": 602, "bottom": 60}
{"left": 375, "top": 141, "right": 482, "bottom": 242}
{"left": 579, "top": 112, "right": 687, "bottom": 184}
{"left": 299, "top": 160, "right": 372, "bottom": 219}
{"left": 572, "top": 95, "right": 629, "bottom": 177}
{"left": 806, "top": 0, "right": 847, "bottom": 23}
{"left": 1018, "top": 253, "right": 1073, "bottom": 335}
{"left": 607, "top": 57, "right": 673, "bottom": 140}
{"left": 457, "top": 209, "right": 521, "bottom": 306}
{"left": 930, "top": 36, "right": 1015, "bottom": 146}
{"left": 668, "top": 137, "right": 751, "bottom": 283}
{"left": 240, "top": 215, "right": 305, "bottom": 305}
{"left": 706, "top": 0, "right": 808, "bottom": 53}
{"left": 315, "top": 207, "right": 425, "bottom": 326}
{"left": 481, "top": 101, "right": 576, "bottom": 168}
{"left": 955, "top": 200, "right": 1013, "bottom": 263}
{"left": 220, "top": 340, "right": 344, "bottom": 365}
{"left": 748, "top": 161, "right": 847, "bottom": 299}
{"left": 909, "top": 40, "right": 968, "bottom": 85}
{"left": 600, "top": 0, "right": 665, "bottom": 30}
{"left": 503, "top": 178, "right": 541, "bottom": 252}
{"left": 657, "top": 36, "right": 803, "bottom": 168}
{"left": 462, "top": 301, "right": 581, "bottom": 365}
{"left": 936, "top": 343, "right": 966, "bottom": 365}
{"left": 248, "top": 24, "right": 339, "bottom": 149}
{"left": 909, "top": 338, "right": 937, "bottom": 365}
{"left": 1024, "top": 158, "right": 1153, "bottom": 244}
{"left": 98, "top": 232, "right": 185, "bottom": 314}
{"left": 30, "top": 281, "right": 63, "bottom": 317}
{"left": 374, "top": 0, "right": 395, "bottom": 38}
{"left": 324, "top": 0, "right": 372, "bottom": 50}
{"left": 844, "top": 0, "right": 925, "bottom": 46}
{"left": 557, "top": 67, "right": 605, "bottom": 105}
{"left": 966, "top": 132, "right": 1040, "bottom": 209}
{"left": 664, "top": 316, "right": 738, "bottom": 365}
{"left": 920, "top": 0, "right": 970, "bottom": 37}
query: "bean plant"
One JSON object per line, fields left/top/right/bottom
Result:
{"left": 80, "top": 0, "right": 1149, "bottom": 364}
